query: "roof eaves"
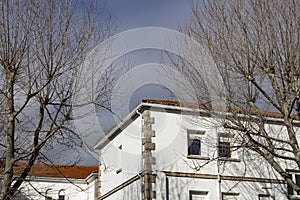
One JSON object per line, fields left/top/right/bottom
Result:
{"left": 85, "top": 172, "right": 98, "bottom": 183}
{"left": 24, "top": 176, "right": 86, "bottom": 184}
{"left": 94, "top": 99, "right": 300, "bottom": 150}
{"left": 94, "top": 102, "right": 144, "bottom": 150}
{"left": 94, "top": 101, "right": 211, "bottom": 150}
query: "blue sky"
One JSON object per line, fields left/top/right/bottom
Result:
{"left": 106, "top": 0, "right": 191, "bottom": 31}
{"left": 104, "top": 0, "right": 193, "bottom": 109}
{"left": 94, "top": 1, "right": 194, "bottom": 131}
{"left": 80, "top": 1, "right": 194, "bottom": 165}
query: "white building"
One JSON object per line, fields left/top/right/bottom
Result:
{"left": 13, "top": 162, "right": 98, "bottom": 200}
{"left": 96, "top": 99, "right": 300, "bottom": 200}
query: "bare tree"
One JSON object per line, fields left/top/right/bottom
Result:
{"left": 181, "top": 0, "right": 300, "bottom": 194}
{"left": 0, "top": 0, "right": 112, "bottom": 199}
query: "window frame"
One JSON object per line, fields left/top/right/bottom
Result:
{"left": 189, "top": 190, "right": 208, "bottom": 200}
{"left": 258, "top": 193, "right": 272, "bottom": 200}
{"left": 187, "top": 130, "right": 205, "bottom": 157}
{"left": 58, "top": 189, "right": 66, "bottom": 200}
{"left": 218, "top": 141, "right": 231, "bottom": 158}
{"left": 218, "top": 132, "right": 234, "bottom": 158}
{"left": 222, "top": 192, "right": 239, "bottom": 200}
{"left": 188, "top": 137, "right": 201, "bottom": 156}
{"left": 45, "top": 189, "right": 53, "bottom": 200}
{"left": 287, "top": 172, "right": 300, "bottom": 197}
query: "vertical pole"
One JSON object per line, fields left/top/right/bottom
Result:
{"left": 216, "top": 130, "right": 222, "bottom": 200}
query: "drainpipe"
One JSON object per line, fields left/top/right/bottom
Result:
{"left": 217, "top": 160, "right": 222, "bottom": 200}
{"left": 166, "top": 176, "right": 169, "bottom": 200}
{"left": 217, "top": 130, "right": 222, "bottom": 200}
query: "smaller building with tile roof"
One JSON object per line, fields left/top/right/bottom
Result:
{"left": 9, "top": 162, "right": 98, "bottom": 200}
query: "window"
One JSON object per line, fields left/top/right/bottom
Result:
{"left": 287, "top": 174, "right": 294, "bottom": 195}
{"left": 287, "top": 173, "right": 300, "bottom": 196}
{"left": 58, "top": 189, "right": 66, "bottom": 200}
{"left": 45, "top": 189, "right": 53, "bottom": 200}
{"left": 218, "top": 141, "right": 231, "bottom": 158}
{"left": 189, "top": 191, "right": 208, "bottom": 200}
{"left": 296, "top": 174, "right": 300, "bottom": 195}
{"left": 187, "top": 130, "right": 205, "bottom": 156}
{"left": 188, "top": 138, "right": 201, "bottom": 155}
{"left": 258, "top": 194, "right": 272, "bottom": 200}
{"left": 218, "top": 132, "right": 233, "bottom": 158}
{"left": 58, "top": 195, "right": 65, "bottom": 200}
{"left": 222, "top": 192, "right": 239, "bottom": 200}
{"left": 45, "top": 188, "right": 53, "bottom": 200}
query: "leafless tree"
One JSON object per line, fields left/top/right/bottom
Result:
{"left": 0, "top": 0, "right": 113, "bottom": 199}
{"left": 180, "top": 0, "right": 300, "bottom": 194}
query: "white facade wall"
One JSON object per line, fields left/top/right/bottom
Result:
{"left": 99, "top": 105, "right": 298, "bottom": 199}
{"left": 151, "top": 110, "right": 290, "bottom": 175}
{"left": 19, "top": 176, "right": 97, "bottom": 200}
{"left": 100, "top": 115, "right": 143, "bottom": 199}
{"left": 150, "top": 110, "right": 290, "bottom": 199}
{"left": 155, "top": 176, "right": 287, "bottom": 200}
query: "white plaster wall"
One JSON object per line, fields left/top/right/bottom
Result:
{"left": 102, "top": 179, "right": 141, "bottom": 200}
{"left": 156, "top": 176, "right": 218, "bottom": 200}
{"left": 100, "top": 115, "right": 143, "bottom": 195}
{"left": 151, "top": 110, "right": 295, "bottom": 179}
{"left": 155, "top": 175, "right": 287, "bottom": 200}
{"left": 149, "top": 110, "right": 296, "bottom": 199}
{"left": 151, "top": 110, "right": 220, "bottom": 174}
{"left": 19, "top": 179, "right": 96, "bottom": 200}
{"left": 221, "top": 180, "right": 287, "bottom": 200}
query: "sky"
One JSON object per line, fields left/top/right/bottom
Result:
{"left": 106, "top": 0, "right": 191, "bottom": 32}
{"left": 95, "top": 0, "right": 194, "bottom": 128}
{"left": 104, "top": 0, "right": 193, "bottom": 109}
{"left": 80, "top": 0, "right": 194, "bottom": 165}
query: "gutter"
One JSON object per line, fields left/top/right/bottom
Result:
{"left": 94, "top": 103, "right": 143, "bottom": 150}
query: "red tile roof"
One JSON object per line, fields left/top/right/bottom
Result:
{"left": 13, "top": 162, "right": 98, "bottom": 179}
{"left": 142, "top": 99, "right": 211, "bottom": 110}
{"left": 142, "top": 99, "right": 298, "bottom": 119}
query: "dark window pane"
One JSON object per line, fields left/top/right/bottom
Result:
{"left": 218, "top": 141, "right": 231, "bottom": 158}
{"left": 287, "top": 174, "right": 294, "bottom": 195}
{"left": 296, "top": 174, "right": 300, "bottom": 195}
{"left": 188, "top": 138, "right": 201, "bottom": 155}
{"left": 59, "top": 195, "right": 65, "bottom": 200}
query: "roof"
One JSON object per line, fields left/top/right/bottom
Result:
{"left": 142, "top": 99, "right": 295, "bottom": 119}
{"left": 95, "top": 99, "right": 299, "bottom": 150}
{"left": 142, "top": 99, "right": 211, "bottom": 110}
{"left": 95, "top": 99, "right": 212, "bottom": 150}
{"left": 13, "top": 162, "right": 98, "bottom": 179}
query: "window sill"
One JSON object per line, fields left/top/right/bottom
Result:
{"left": 289, "top": 195, "right": 300, "bottom": 200}
{"left": 187, "top": 155, "right": 210, "bottom": 160}
{"left": 218, "top": 157, "right": 241, "bottom": 162}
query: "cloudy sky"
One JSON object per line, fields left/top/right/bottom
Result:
{"left": 106, "top": 0, "right": 191, "bottom": 32}
{"left": 103, "top": 0, "right": 193, "bottom": 108}
{"left": 80, "top": 1, "right": 194, "bottom": 165}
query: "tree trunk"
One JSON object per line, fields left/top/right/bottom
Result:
{"left": 0, "top": 72, "right": 15, "bottom": 200}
